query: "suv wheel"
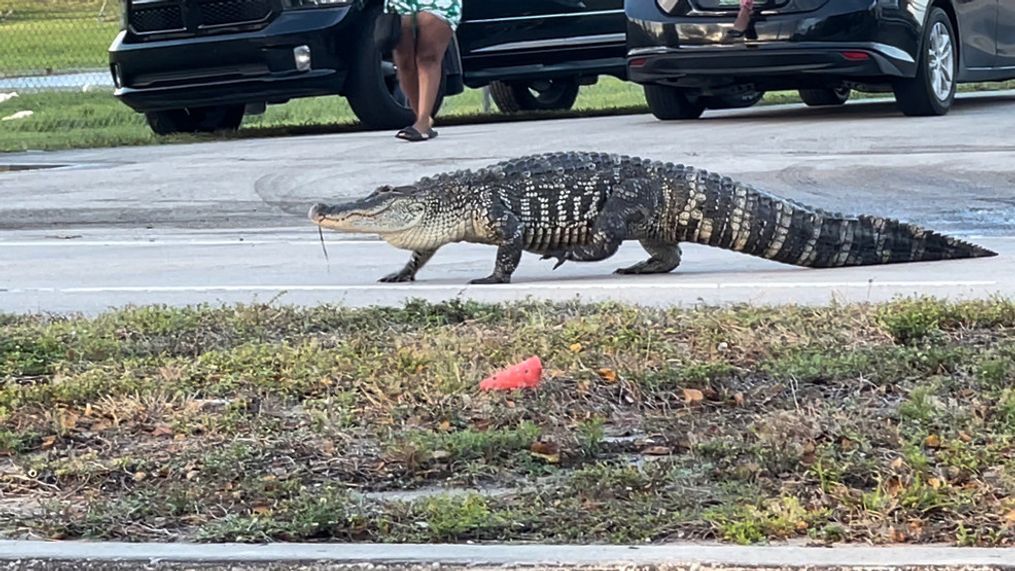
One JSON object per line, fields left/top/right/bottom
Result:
{"left": 346, "top": 6, "right": 446, "bottom": 130}
{"left": 798, "top": 87, "right": 851, "bottom": 106}
{"left": 489, "top": 78, "right": 581, "bottom": 113}
{"left": 644, "top": 85, "right": 705, "bottom": 120}
{"left": 144, "top": 105, "right": 245, "bottom": 136}
{"left": 893, "top": 7, "right": 957, "bottom": 116}
{"left": 703, "top": 90, "right": 764, "bottom": 110}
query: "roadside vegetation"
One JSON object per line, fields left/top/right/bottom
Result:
{"left": 0, "top": 0, "right": 119, "bottom": 76}
{"left": 1, "top": 298, "right": 1013, "bottom": 545}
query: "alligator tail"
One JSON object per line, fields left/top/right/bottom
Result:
{"left": 679, "top": 172, "right": 997, "bottom": 267}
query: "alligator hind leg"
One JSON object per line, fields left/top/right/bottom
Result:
{"left": 542, "top": 179, "right": 658, "bottom": 269}
{"left": 616, "top": 240, "right": 682, "bottom": 274}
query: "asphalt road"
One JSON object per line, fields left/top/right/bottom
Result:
{"left": 2, "top": 92, "right": 1014, "bottom": 314}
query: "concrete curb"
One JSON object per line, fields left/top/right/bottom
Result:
{"left": 1, "top": 541, "right": 1013, "bottom": 568}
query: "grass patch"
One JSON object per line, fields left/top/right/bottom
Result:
{"left": 2, "top": 297, "right": 1014, "bottom": 545}
{"left": 0, "top": 0, "right": 119, "bottom": 75}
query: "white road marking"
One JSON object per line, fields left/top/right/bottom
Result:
{"left": 1, "top": 280, "right": 997, "bottom": 294}
{"left": 0, "top": 239, "right": 380, "bottom": 247}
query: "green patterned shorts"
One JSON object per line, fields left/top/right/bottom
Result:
{"left": 385, "top": 0, "right": 462, "bottom": 30}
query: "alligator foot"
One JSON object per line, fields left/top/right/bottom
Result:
{"left": 469, "top": 275, "right": 511, "bottom": 285}
{"left": 539, "top": 251, "right": 568, "bottom": 270}
{"left": 379, "top": 271, "right": 415, "bottom": 283}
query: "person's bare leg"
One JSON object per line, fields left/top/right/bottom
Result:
{"left": 411, "top": 12, "right": 452, "bottom": 134}
{"left": 733, "top": 0, "right": 752, "bottom": 32}
{"left": 392, "top": 15, "right": 420, "bottom": 120}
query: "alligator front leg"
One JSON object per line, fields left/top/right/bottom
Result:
{"left": 471, "top": 207, "right": 523, "bottom": 285}
{"left": 379, "top": 249, "right": 437, "bottom": 282}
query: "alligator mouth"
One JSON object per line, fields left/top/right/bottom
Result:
{"left": 308, "top": 203, "right": 327, "bottom": 224}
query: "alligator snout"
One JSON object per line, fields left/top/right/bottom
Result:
{"left": 308, "top": 203, "right": 328, "bottom": 223}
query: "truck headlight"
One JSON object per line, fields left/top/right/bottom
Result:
{"left": 283, "top": 0, "right": 352, "bottom": 8}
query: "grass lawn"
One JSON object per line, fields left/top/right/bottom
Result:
{"left": 1, "top": 298, "right": 1013, "bottom": 545}
{"left": 0, "top": 0, "right": 119, "bottom": 76}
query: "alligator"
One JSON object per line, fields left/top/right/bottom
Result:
{"left": 308, "top": 151, "right": 997, "bottom": 284}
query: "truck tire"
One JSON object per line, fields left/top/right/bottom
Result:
{"left": 346, "top": 5, "right": 446, "bottom": 130}
{"left": 798, "top": 87, "right": 850, "bottom": 106}
{"left": 488, "top": 78, "right": 581, "bottom": 113}
{"left": 644, "top": 85, "right": 705, "bottom": 120}
{"left": 144, "top": 105, "right": 245, "bottom": 136}
{"left": 893, "top": 7, "right": 956, "bottom": 116}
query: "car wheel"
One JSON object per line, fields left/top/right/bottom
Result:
{"left": 703, "top": 90, "right": 764, "bottom": 110}
{"left": 798, "top": 87, "right": 851, "bottom": 106}
{"left": 643, "top": 85, "right": 705, "bottom": 120}
{"left": 346, "top": 5, "right": 446, "bottom": 130}
{"left": 144, "top": 105, "right": 245, "bottom": 136}
{"left": 489, "top": 78, "right": 581, "bottom": 113}
{"left": 893, "top": 7, "right": 957, "bottom": 116}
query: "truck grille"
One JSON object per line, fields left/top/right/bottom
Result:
{"left": 129, "top": 4, "right": 185, "bottom": 33}
{"left": 128, "top": 0, "right": 274, "bottom": 36}
{"left": 198, "top": 0, "right": 272, "bottom": 28}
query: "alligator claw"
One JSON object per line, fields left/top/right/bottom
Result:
{"left": 540, "top": 252, "right": 568, "bottom": 270}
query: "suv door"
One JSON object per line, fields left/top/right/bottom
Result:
{"left": 457, "top": 0, "right": 625, "bottom": 72}
{"left": 997, "top": 0, "right": 1015, "bottom": 67}
{"left": 954, "top": 0, "right": 998, "bottom": 69}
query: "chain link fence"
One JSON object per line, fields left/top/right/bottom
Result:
{"left": 0, "top": 0, "right": 119, "bottom": 92}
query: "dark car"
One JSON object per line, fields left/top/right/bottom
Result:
{"left": 625, "top": 0, "right": 1015, "bottom": 119}
{"left": 108, "top": 0, "right": 629, "bottom": 135}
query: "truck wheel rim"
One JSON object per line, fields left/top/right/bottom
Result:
{"left": 928, "top": 21, "right": 954, "bottom": 102}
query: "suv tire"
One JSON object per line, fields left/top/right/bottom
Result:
{"left": 893, "top": 7, "right": 957, "bottom": 116}
{"left": 644, "top": 85, "right": 705, "bottom": 120}
{"left": 144, "top": 105, "right": 245, "bottom": 136}
{"left": 346, "top": 5, "right": 446, "bottom": 130}
{"left": 703, "top": 90, "right": 764, "bottom": 110}
{"left": 489, "top": 78, "right": 581, "bottom": 113}
{"left": 799, "top": 87, "right": 851, "bottom": 106}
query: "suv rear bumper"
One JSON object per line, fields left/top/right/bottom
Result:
{"left": 625, "top": 0, "right": 920, "bottom": 89}
{"left": 109, "top": 6, "right": 355, "bottom": 112}
{"left": 628, "top": 42, "right": 914, "bottom": 86}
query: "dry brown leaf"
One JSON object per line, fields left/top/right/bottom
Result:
{"left": 530, "top": 441, "right": 561, "bottom": 464}
{"left": 251, "top": 505, "right": 271, "bottom": 516}
{"left": 890, "top": 457, "right": 905, "bottom": 470}
{"left": 40, "top": 435, "right": 57, "bottom": 450}
{"left": 1002, "top": 509, "right": 1015, "bottom": 524}
{"left": 928, "top": 477, "right": 942, "bottom": 489}
{"left": 641, "top": 446, "right": 673, "bottom": 456}
{"left": 890, "top": 527, "right": 909, "bottom": 543}
{"left": 924, "top": 434, "right": 941, "bottom": 448}
{"left": 569, "top": 343, "right": 583, "bottom": 353}
{"left": 682, "top": 388, "right": 704, "bottom": 404}
{"left": 185, "top": 470, "right": 200, "bottom": 480}
{"left": 430, "top": 450, "right": 451, "bottom": 461}
{"left": 437, "top": 420, "right": 452, "bottom": 432}
{"left": 151, "top": 424, "right": 174, "bottom": 438}
{"left": 596, "top": 368, "right": 618, "bottom": 382}
{"left": 59, "top": 411, "right": 79, "bottom": 433}
{"left": 133, "top": 471, "right": 147, "bottom": 482}
{"left": 732, "top": 392, "right": 746, "bottom": 407}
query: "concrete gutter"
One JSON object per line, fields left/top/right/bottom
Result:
{"left": 0, "top": 541, "right": 1013, "bottom": 570}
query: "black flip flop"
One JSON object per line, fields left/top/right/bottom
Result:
{"left": 395, "top": 126, "right": 437, "bottom": 142}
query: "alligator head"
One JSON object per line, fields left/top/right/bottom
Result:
{"left": 308, "top": 185, "right": 427, "bottom": 235}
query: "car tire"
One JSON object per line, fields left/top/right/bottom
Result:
{"left": 345, "top": 5, "right": 446, "bottom": 130}
{"left": 144, "top": 105, "right": 245, "bottom": 136}
{"left": 798, "top": 87, "right": 851, "bottom": 106}
{"left": 643, "top": 85, "right": 705, "bottom": 120}
{"left": 703, "top": 90, "right": 764, "bottom": 110}
{"left": 893, "top": 7, "right": 957, "bottom": 116}
{"left": 488, "top": 78, "right": 581, "bottom": 113}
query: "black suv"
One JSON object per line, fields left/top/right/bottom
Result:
{"left": 626, "top": 0, "right": 1015, "bottom": 118}
{"left": 109, "top": 0, "right": 629, "bottom": 135}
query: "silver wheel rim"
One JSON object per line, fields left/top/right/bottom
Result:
{"left": 928, "top": 21, "right": 954, "bottom": 102}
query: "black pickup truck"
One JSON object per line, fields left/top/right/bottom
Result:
{"left": 108, "top": 0, "right": 629, "bottom": 135}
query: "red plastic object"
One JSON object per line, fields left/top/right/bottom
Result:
{"left": 479, "top": 356, "right": 543, "bottom": 391}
